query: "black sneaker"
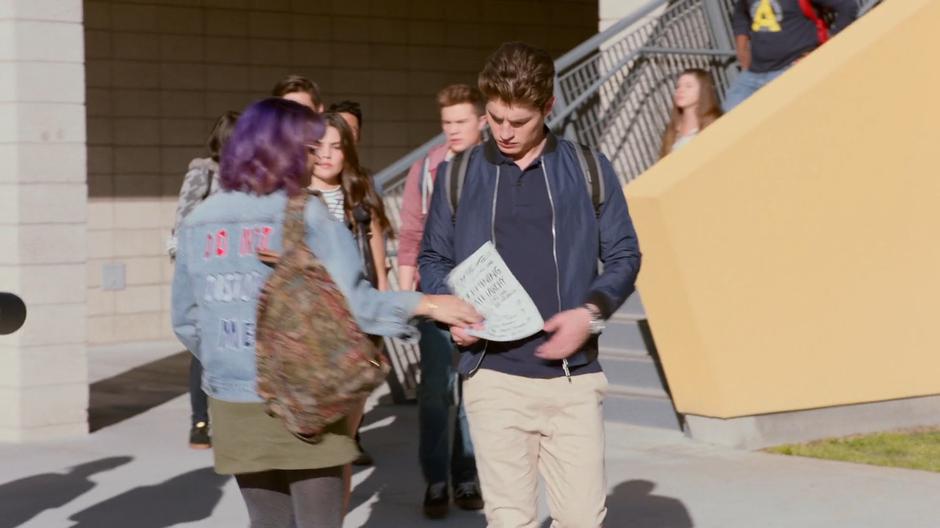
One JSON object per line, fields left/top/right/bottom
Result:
{"left": 423, "top": 482, "right": 449, "bottom": 519}
{"left": 189, "top": 421, "right": 211, "bottom": 449}
{"left": 454, "top": 481, "right": 484, "bottom": 511}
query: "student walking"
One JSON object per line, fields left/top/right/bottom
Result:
{"left": 167, "top": 110, "right": 239, "bottom": 449}
{"left": 309, "top": 112, "right": 391, "bottom": 292}
{"left": 171, "top": 98, "right": 480, "bottom": 528}
{"left": 659, "top": 68, "right": 722, "bottom": 157}
{"left": 724, "top": 0, "right": 857, "bottom": 111}
{"left": 419, "top": 42, "right": 641, "bottom": 528}
{"left": 399, "top": 84, "right": 488, "bottom": 518}
{"left": 272, "top": 74, "right": 324, "bottom": 112}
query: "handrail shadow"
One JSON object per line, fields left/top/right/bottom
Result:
{"left": 67, "top": 467, "right": 229, "bottom": 528}
{"left": 89, "top": 351, "right": 191, "bottom": 432}
{"left": 0, "top": 456, "right": 133, "bottom": 528}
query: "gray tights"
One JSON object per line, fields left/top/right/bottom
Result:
{"left": 236, "top": 466, "right": 344, "bottom": 528}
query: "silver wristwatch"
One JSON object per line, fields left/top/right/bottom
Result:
{"left": 584, "top": 304, "right": 606, "bottom": 335}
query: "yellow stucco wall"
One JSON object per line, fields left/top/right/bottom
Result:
{"left": 625, "top": 0, "right": 940, "bottom": 418}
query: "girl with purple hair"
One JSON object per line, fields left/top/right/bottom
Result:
{"left": 171, "top": 98, "right": 480, "bottom": 528}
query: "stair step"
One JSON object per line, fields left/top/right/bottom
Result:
{"left": 616, "top": 293, "right": 645, "bottom": 317}
{"left": 603, "top": 294, "right": 679, "bottom": 430}
{"left": 598, "top": 346, "right": 649, "bottom": 359}
{"left": 604, "top": 387, "right": 681, "bottom": 430}
{"left": 600, "top": 353, "right": 664, "bottom": 392}
{"left": 598, "top": 319, "right": 645, "bottom": 351}
{"left": 609, "top": 312, "right": 644, "bottom": 323}
{"left": 607, "top": 382, "right": 669, "bottom": 400}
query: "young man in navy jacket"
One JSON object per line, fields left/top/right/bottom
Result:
{"left": 419, "top": 41, "right": 641, "bottom": 528}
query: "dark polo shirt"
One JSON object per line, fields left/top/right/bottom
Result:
{"left": 480, "top": 134, "right": 601, "bottom": 379}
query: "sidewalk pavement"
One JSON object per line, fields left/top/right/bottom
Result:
{"left": 1, "top": 342, "right": 938, "bottom": 528}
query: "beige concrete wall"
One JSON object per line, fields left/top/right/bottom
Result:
{"left": 599, "top": 0, "right": 658, "bottom": 31}
{"left": 626, "top": 0, "right": 940, "bottom": 418}
{"left": 0, "top": 0, "right": 89, "bottom": 441}
{"left": 84, "top": 0, "right": 599, "bottom": 345}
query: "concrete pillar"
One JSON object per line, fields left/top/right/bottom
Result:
{"left": 599, "top": 0, "right": 655, "bottom": 31}
{"left": 0, "top": 0, "right": 88, "bottom": 441}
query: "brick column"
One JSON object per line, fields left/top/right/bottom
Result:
{"left": 0, "top": 0, "right": 88, "bottom": 441}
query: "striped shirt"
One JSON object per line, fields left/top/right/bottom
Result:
{"left": 319, "top": 186, "right": 345, "bottom": 222}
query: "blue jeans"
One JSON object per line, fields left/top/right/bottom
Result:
{"left": 417, "top": 320, "right": 477, "bottom": 486}
{"left": 722, "top": 68, "right": 788, "bottom": 112}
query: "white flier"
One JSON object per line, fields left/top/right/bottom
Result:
{"left": 446, "top": 242, "right": 543, "bottom": 342}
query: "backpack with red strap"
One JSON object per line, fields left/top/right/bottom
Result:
{"left": 798, "top": 0, "right": 833, "bottom": 44}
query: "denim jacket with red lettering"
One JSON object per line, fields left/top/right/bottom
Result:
{"left": 171, "top": 189, "right": 421, "bottom": 403}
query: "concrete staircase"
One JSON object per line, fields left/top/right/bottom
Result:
{"left": 600, "top": 293, "right": 682, "bottom": 430}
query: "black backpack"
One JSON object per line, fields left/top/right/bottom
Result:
{"left": 443, "top": 143, "right": 605, "bottom": 224}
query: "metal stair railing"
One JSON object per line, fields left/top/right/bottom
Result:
{"left": 550, "top": 0, "right": 880, "bottom": 182}
{"left": 549, "top": 0, "right": 738, "bottom": 184}
{"left": 375, "top": 0, "right": 880, "bottom": 196}
{"left": 372, "top": 0, "right": 672, "bottom": 195}
{"left": 374, "top": 0, "right": 882, "bottom": 401}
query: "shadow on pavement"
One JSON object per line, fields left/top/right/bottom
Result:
{"left": 67, "top": 467, "right": 229, "bottom": 528}
{"left": 539, "top": 479, "right": 694, "bottom": 527}
{"left": 350, "top": 398, "right": 486, "bottom": 528}
{"left": 89, "top": 351, "right": 190, "bottom": 432}
{"left": 350, "top": 401, "right": 692, "bottom": 527}
{"left": 0, "top": 456, "right": 133, "bottom": 528}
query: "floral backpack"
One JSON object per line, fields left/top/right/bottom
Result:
{"left": 255, "top": 192, "right": 389, "bottom": 442}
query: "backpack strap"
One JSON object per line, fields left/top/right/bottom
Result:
{"left": 202, "top": 166, "right": 215, "bottom": 201}
{"left": 259, "top": 192, "right": 310, "bottom": 267}
{"left": 282, "top": 192, "right": 310, "bottom": 252}
{"left": 574, "top": 143, "right": 604, "bottom": 219}
{"left": 351, "top": 204, "right": 378, "bottom": 287}
{"left": 798, "top": 0, "right": 830, "bottom": 44}
{"left": 446, "top": 149, "right": 471, "bottom": 225}
{"left": 446, "top": 144, "right": 602, "bottom": 224}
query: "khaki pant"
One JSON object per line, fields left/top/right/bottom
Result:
{"left": 463, "top": 369, "right": 608, "bottom": 528}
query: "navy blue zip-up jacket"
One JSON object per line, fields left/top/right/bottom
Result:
{"left": 418, "top": 134, "right": 641, "bottom": 377}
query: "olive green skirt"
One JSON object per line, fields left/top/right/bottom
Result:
{"left": 209, "top": 397, "right": 359, "bottom": 475}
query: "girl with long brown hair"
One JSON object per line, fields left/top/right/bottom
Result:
{"left": 659, "top": 68, "right": 723, "bottom": 158}
{"left": 309, "top": 112, "right": 393, "bottom": 291}
{"left": 309, "top": 112, "right": 393, "bottom": 495}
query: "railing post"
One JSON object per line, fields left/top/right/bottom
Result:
{"left": 553, "top": 84, "right": 579, "bottom": 142}
{"left": 702, "top": 0, "right": 739, "bottom": 83}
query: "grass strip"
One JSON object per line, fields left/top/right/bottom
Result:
{"left": 767, "top": 428, "right": 940, "bottom": 473}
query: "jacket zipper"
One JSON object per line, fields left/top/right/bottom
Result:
{"left": 467, "top": 165, "right": 500, "bottom": 377}
{"left": 541, "top": 160, "right": 572, "bottom": 383}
